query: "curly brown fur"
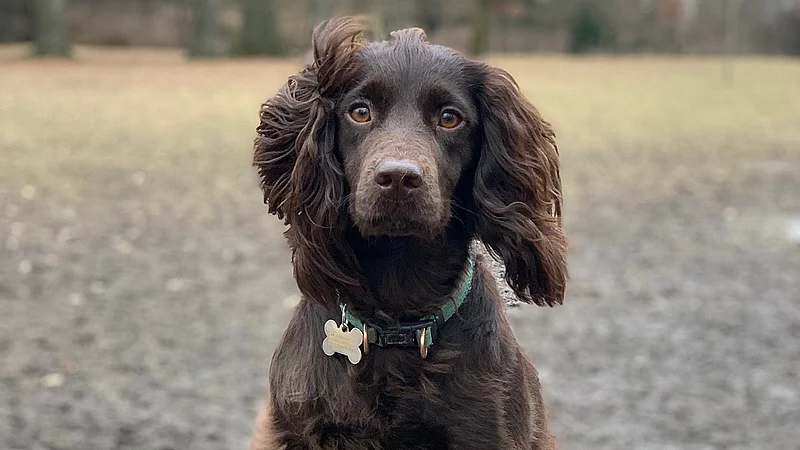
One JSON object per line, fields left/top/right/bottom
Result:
{"left": 472, "top": 67, "right": 567, "bottom": 307}
{"left": 251, "top": 16, "right": 567, "bottom": 450}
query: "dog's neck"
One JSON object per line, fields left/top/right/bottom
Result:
{"left": 349, "top": 228, "right": 471, "bottom": 320}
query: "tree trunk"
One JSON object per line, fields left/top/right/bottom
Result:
{"left": 416, "top": 0, "right": 442, "bottom": 34}
{"left": 722, "top": 0, "right": 744, "bottom": 83}
{"left": 33, "top": 0, "right": 70, "bottom": 57}
{"left": 310, "top": 0, "right": 335, "bottom": 32}
{"left": 235, "top": 0, "right": 283, "bottom": 55}
{"left": 189, "top": 0, "right": 220, "bottom": 57}
{"left": 373, "top": 0, "right": 385, "bottom": 39}
{"left": 469, "top": 0, "right": 491, "bottom": 57}
{"left": 351, "top": 0, "right": 384, "bottom": 40}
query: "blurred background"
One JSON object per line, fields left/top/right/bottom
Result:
{"left": 1, "top": 1, "right": 798, "bottom": 449}
{"left": 4, "top": 0, "right": 800, "bottom": 56}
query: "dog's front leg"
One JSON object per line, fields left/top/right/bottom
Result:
{"left": 252, "top": 407, "right": 382, "bottom": 450}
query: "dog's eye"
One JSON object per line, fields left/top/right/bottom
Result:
{"left": 438, "top": 111, "right": 462, "bottom": 129}
{"left": 349, "top": 106, "right": 371, "bottom": 123}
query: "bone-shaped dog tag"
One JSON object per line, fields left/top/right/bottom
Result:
{"left": 322, "top": 320, "right": 363, "bottom": 364}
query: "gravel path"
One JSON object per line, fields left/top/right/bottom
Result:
{"left": 1, "top": 55, "right": 798, "bottom": 450}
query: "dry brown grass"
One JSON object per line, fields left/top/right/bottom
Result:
{"left": 2, "top": 47, "right": 797, "bottom": 220}
{"left": 1, "top": 47, "right": 798, "bottom": 449}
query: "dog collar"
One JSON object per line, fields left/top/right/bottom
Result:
{"left": 340, "top": 254, "right": 475, "bottom": 359}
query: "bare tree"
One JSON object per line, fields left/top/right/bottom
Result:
{"left": 416, "top": 0, "right": 442, "bottom": 33}
{"left": 310, "top": 0, "right": 335, "bottom": 31}
{"left": 235, "top": 0, "right": 283, "bottom": 55}
{"left": 722, "top": 0, "right": 745, "bottom": 83}
{"left": 33, "top": 0, "right": 70, "bottom": 56}
{"left": 353, "top": 0, "right": 385, "bottom": 39}
{"left": 189, "top": 0, "right": 220, "bottom": 57}
{"left": 470, "top": 0, "right": 491, "bottom": 56}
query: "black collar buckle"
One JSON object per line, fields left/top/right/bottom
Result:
{"left": 370, "top": 317, "right": 440, "bottom": 349}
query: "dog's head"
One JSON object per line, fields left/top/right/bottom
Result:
{"left": 254, "top": 17, "right": 567, "bottom": 307}
{"left": 338, "top": 27, "right": 477, "bottom": 239}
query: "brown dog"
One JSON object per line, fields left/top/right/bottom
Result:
{"left": 250, "top": 17, "right": 567, "bottom": 450}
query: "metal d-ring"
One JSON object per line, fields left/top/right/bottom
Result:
{"left": 419, "top": 327, "right": 428, "bottom": 359}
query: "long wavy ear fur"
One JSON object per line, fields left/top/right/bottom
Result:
{"left": 253, "top": 17, "right": 370, "bottom": 306}
{"left": 472, "top": 65, "right": 568, "bottom": 306}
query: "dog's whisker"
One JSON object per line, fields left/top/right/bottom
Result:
{"left": 336, "top": 193, "right": 352, "bottom": 209}
{"left": 451, "top": 198, "right": 478, "bottom": 216}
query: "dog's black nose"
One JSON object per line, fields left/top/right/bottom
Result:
{"left": 374, "top": 160, "right": 423, "bottom": 193}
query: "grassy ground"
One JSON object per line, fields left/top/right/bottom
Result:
{"left": 1, "top": 46, "right": 799, "bottom": 449}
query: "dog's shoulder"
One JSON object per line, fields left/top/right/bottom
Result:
{"left": 269, "top": 300, "right": 340, "bottom": 408}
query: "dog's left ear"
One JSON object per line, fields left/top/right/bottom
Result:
{"left": 472, "top": 66, "right": 568, "bottom": 306}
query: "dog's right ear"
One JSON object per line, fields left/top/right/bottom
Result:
{"left": 253, "top": 17, "right": 369, "bottom": 307}
{"left": 253, "top": 17, "right": 364, "bottom": 220}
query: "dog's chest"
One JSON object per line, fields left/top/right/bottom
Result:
{"left": 353, "top": 356, "right": 442, "bottom": 415}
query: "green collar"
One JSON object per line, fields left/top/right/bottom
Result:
{"left": 340, "top": 254, "right": 475, "bottom": 356}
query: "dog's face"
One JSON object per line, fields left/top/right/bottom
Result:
{"left": 337, "top": 32, "right": 478, "bottom": 238}
{"left": 255, "top": 18, "right": 567, "bottom": 307}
